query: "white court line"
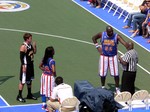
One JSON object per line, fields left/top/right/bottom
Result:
{"left": 0, "top": 103, "right": 42, "bottom": 108}
{"left": 0, "top": 27, "right": 149, "bottom": 75}
{"left": 72, "top": 0, "right": 150, "bottom": 53}
{"left": 0, "top": 95, "right": 10, "bottom": 107}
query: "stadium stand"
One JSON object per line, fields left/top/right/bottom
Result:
{"left": 102, "top": 0, "right": 143, "bottom": 22}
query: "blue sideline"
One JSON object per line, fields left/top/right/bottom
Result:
{"left": 0, "top": 95, "right": 9, "bottom": 107}
{"left": 118, "top": 108, "right": 150, "bottom": 112}
{"left": 0, "top": 104, "right": 45, "bottom": 112}
{"left": 0, "top": 96, "right": 45, "bottom": 112}
{"left": 72, "top": 0, "right": 150, "bottom": 52}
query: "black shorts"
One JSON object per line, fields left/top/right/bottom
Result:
{"left": 20, "top": 63, "right": 34, "bottom": 82}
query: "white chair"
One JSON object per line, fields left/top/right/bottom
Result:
{"left": 112, "top": 0, "right": 132, "bottom": 19}
{"left": 112, "top": 0, "right": 142, "bottom": 22}
{"left": 132, "top": 90, "right": 149, "bottom": 101}
{"left": 144, "top": 94, "right": 150, "bottom": 103}
{"left": 121, "top": 0, "right": 143, "bottom": 22}
{"left": 143, "top": 94, "right": 150, "bottom": 110}
{"left": 103, "top": 0, "right": 111, "bottom": 10}
{"left": 108, "top": 0, "right": 123, "bottom": 13}
{"left": 59, "top": 97, "right": 80, "bottom": 112}
{"left": 129, "top": 90, "right": 149, "bottom": 108}
{"left": 114, "top": 91, "right": 132, "bottom": 109}
{"left": 112, "top": 0, "right": 128, "bottom": 16}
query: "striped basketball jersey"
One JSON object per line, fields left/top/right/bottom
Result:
{"left": 20, "top": 42, "right": 35, "bottom": 83}
{"left": 101, "top": 32, "right": 118, "bottom": 56}
{"left": 43, "top": 58, "right": 55, "bottom": 75}
{"left": 40, "top": 58, "right": 55, "bottom": 97}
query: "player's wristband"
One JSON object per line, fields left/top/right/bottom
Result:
{"left": 95, "top": 43, "right": 100, "bottom": 48}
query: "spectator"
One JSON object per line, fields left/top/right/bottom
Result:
{"left": 87, "top": 0, "right": 101, "bottom": 8}
{"left": 39, "top": 46, "right": 56, "bottom": 111}
{"left": 16, "top": 33, "right": 37, "bottom": 103}
{"left": 92, "top": 25, "right": 128, "bottom": 94}
{"left": 87, "top": 0, "right": 96, "bottom": 7}
{"left": 142, "top": 13, "right": 150, "bottom": 38}
{"left": 96, "top": 0, "right": 101, "bottom": 8}
{"left": 119, "top": 41, "right": 138, "bottom": 95}
{"left": 123, "top": 0, "right": 148, "bottom": 34}
{"left": 147, "top": 39, "right": 150, "bottom": 43}
{"left": 47, "top": 76, "right": 74, "bottom": 112}
{"left": 131, "top": 0, "right": 150, "bottom": 37}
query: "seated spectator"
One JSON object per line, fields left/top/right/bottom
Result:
{"left": 46, "top": 76, "right": 75, "bottom": 112}
{"left": 96, "top": 0, "right": 101, "bottom": 8}
{"left": 87, "top": 0, "right": 101, "bottom": 8}
{"left": 87, "top": 0, "right": 95, "bottom": 7}
{"left": 130, "top": 29, "right": 140, "bottom": 38}
{"left": 123, "top": 0, "right": 148, "bottom": 33}
{"left": 131, "top": 1, "right": 150, "bottom": 37}
{"left": 142, "top": 13, "right": 150, "bottom": 38}
{"left": 147, "top": 39, "right": 150, "bottom": 43}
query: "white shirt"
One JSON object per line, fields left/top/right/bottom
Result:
{"left": 51, "top": 83, "right": 73, "bottom": 103}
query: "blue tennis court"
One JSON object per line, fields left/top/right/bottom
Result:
{"left": 0, "top": 104, "right": 45, "bottom": 112}
{"left": 118, "top": 108, "right": 150, "bottom": 112}
{"left": 0, "top": 95, "right": 44, "bottom": 112}
{"left": 0, "top": 95, "right": 9, "bottom": 107}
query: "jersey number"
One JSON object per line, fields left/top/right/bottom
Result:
{"left": 105, "top": 46, "right": 112, "bottom": 52}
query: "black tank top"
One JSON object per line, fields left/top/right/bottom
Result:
{"left": 23, "top": 42, "right": 34, "bottom": 64}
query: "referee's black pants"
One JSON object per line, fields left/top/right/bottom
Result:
{"left": 121, "top": 71, "right": 136, "bottom": 95}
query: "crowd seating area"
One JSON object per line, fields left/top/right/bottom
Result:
{"left": 102, "top": 0, "right": 143, "bottom": 22}
{"left": 87, "top": 0, "right": 144, "bottom": 22}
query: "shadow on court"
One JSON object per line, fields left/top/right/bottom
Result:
{"left": 107, "top": 83, "right": 141, "bottom": 92}
{"left": 0, "top": 76, "right": 14, "bottom": 85}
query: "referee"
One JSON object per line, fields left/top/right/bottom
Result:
{"left": 119, "top": 41, "right": 138, "bottom": 95}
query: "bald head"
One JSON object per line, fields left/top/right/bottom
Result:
{"left": 106, "top": 25, "right": 112, "bottom": 30}
{"left": 106, "top": 25, "right": 113, "bottom": 37}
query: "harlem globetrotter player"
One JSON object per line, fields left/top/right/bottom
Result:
{"left": 39, "top": 46, "right": 56, "bottom": 111}
{"left": 92, "top": 25, "right": 128, "bottom": 94}
{"left": 16, "top": 33, "right": 37, "bottom": 102}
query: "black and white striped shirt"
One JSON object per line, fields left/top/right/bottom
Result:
{"left": 122, "top": 49, "right": 138, "bottom": 72}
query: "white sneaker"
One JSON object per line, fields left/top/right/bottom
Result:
{"left": 87, "top": 1, "right": 90, "bottom": 4}
{"left": 116, "top": 88, "right": 121, "bottom": 95}
{"left": 130, "top": 33, "right": 136, "bottom": 38}
{"left": 101, "top": 86, "right": 105, "bottom": 89}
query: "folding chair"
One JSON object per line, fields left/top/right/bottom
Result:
{"left": 114, "top": 91, "right": 132, "bottom": 109}
{"left": 112, "top": 0, "right": 141, "bottom": 22}
{"left": 144, "top": 94, "right": 150, "bottom": 103}
{"left": 129, "top": 90, "right": 149, "bottom": 108}
{"left": 59, "top": 97, "right": 80, "bottom": 112}
{"left": 103, "top": 0, "right": 112, "bottom": 10}
{"left": 112, "top": 0, "right": 128, "bottom": 17}
{"left": 113, "top": 0, "right": 131, "bottom": 19}
{"left": 142, "top": 94, "right": 150, "bottom": 110}
{"left": 121, "top": 0, "right": 143, "bottom": 22}
{"left": 132, "top": 90, "right": 149, "bottom": 101}
{"left": 108, "top": 0, "right": 123, "bottom": 13}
